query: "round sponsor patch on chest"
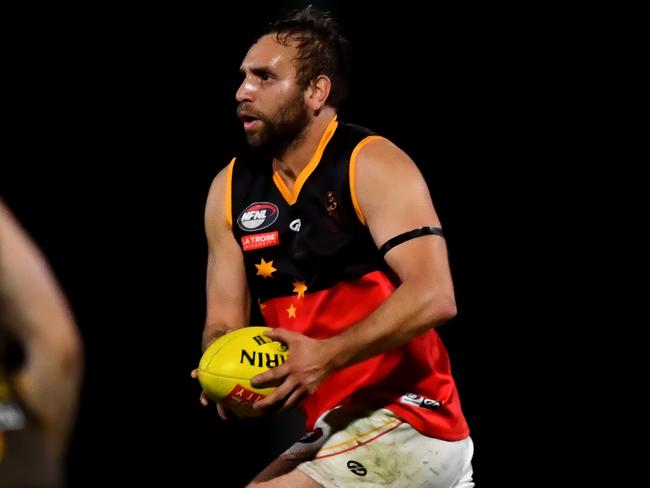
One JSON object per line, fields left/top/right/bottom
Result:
{"left": 237, "top": 202, "right": 279, "bottom": 231}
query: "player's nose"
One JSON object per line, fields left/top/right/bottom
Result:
{"left": 236, "top": 78, "right": 254, "bottom": 103}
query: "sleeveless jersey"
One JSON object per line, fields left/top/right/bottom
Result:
{"left": 227, "top": 116, "right": 469, "bottom": 440}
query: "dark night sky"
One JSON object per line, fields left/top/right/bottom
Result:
{"left": 1, "top": 2, "right": 586, "bottom": 486}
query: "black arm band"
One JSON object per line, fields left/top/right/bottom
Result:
{"left": 379, "top": 226, "right": 444, "bottom": 257}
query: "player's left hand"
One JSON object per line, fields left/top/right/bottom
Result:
{"left": 251, "top": 328, "right": 340, "bottom": 412}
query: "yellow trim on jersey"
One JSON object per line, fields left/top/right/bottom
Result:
{"left": 272, "top": 116, "right": 339, "bottom": 205}
{"left": 349, "top": 135, "right": 386, "bottom": 225}
{"left": 272, "top": 171, "right": 294, "bottom": 203}
{"left": 225, "top": 157, "right": 236, "bottom": 229}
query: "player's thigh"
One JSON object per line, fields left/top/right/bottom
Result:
{"left": 248, "top": 464, "right": 323, "bottom": 488}
{"left": 298, "top": 409, "right": 474, "bottom": 488}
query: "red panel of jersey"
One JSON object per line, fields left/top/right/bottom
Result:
{"left": 260, "top": 270, "right": 469, "bottom": 440}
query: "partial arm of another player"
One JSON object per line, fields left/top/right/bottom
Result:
{"left": 0, "top": 200, "right": 83, "bottom": 460}
{"left": 253, "top": 138, "right": 457, "bottom": 409}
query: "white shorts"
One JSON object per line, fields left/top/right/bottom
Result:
{"left": 282, "top": 407, "right": 474, "bottom": 488}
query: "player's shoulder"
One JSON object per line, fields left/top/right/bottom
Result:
{"left": 354, "top": 133, "right": 415, "bottom": 173}
{"left": 205, "top": 158, "right": 236, "bottom": 215}
{"left": 336, "top": 120, "right": 401, "bottom": 156}
{"left": 209, "top": 157, "right": 236, "bottom": 191}
{"left": 350, "top": 128, "right": 427, "bottom": 201}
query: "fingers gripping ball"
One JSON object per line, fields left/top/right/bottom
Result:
{"left": 197, "top": 326, "right": 287, "bottom": 418}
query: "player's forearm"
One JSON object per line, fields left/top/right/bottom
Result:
{"left": 16, "top": 333, "right": 83, "bottom": 458}
{"left": 203, "top": 284, "right": 250, "bottom": 350}
{"left": 327, "top": 278, "right": 457, "bottom": 370}
{"left": 202, "top": 325, "right": 227, "bottom": 350}
{"left": 202, "top": 322, "right": 243, "bottom": 350}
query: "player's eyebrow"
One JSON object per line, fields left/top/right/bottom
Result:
{"left": 239, "top": 65, "right": 276, "bottom": 77}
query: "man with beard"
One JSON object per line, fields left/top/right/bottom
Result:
{"left": 194, "top": 6, "right": 474, "bottom": 487}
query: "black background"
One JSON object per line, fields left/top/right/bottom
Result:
{"left": 1, "top": 1, "right": 584, "bottom": 486}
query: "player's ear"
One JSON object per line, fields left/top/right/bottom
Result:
{"left": 305, "top": 75, "right": 331, "bottom": 112}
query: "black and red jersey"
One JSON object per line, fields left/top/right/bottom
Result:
{"left": 226, "top": 116, "right": 469, "bottom": 440}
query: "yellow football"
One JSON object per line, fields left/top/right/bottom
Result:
{"left": 197, "top": 326, "right": 287, "bottom": 418}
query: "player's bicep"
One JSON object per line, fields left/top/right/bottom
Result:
{"left": 355, "top": 140, "right": 452, "bottom": 286}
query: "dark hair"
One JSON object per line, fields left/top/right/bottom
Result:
{"left": 265, "top": 5, "right": 350, "bottom": 109}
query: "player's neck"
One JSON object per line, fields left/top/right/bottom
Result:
{"left": 272, "top": 108, "right": 336, "bottom": 186}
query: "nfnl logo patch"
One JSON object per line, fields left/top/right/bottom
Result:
{"left": 241, "top": 231, "right": 279, "bottom": 251}
{"left": 237, "top": 202, "right": 279, "bottom": 231}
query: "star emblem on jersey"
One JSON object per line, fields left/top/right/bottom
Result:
{"left": 255, "top": 258, "right": 276, "bottom": 279}
{"left": 292, "top": 280, "right": 307, "bottom": 299}
{"left": 286, "top": 304, "right": 297, "bottom": 318}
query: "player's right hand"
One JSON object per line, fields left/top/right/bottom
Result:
{"left": 191, "top": 368, "right": 230, "bottom": 421}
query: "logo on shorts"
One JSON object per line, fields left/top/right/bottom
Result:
{"left": 237, "top": 202, "right": 279, "bottom": 231}
{"left": 400, "top": 393, "right": 442, "bottom": 410}
{"left": 347, "top": 460, "right": 367, "bottom": 476}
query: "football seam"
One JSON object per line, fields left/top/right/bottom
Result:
{"left": 202, "top": 326, "right": 272, "bottom": 367}
{"left": 198, "top": 370, "right": 264, "bottom": 382}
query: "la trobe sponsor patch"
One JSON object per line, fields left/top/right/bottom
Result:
{"left": 241, "top": 231, "right": 280, "bottom": 251}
